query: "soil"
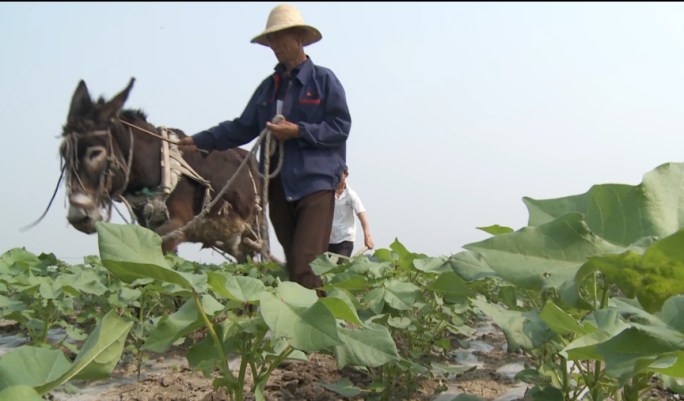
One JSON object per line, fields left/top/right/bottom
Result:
{"left": 48, "top": 320, "right": 534, "bottom": 401}
{"left": 1, "top": 317, "right": 679, "bottom": 401}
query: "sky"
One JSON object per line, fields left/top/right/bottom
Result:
{"left": 1, "top": 2, "right": 683, "bottom": 264}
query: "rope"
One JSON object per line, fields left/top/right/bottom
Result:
{"left": 160, "top": 115, "right": 286, "bottom": 264}
{"left": 19, "top": 165, "right": 66, "bottom": 232}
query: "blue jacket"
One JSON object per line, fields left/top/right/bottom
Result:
{"left": 192, "top": 56, "right": 351, "bottom": 202}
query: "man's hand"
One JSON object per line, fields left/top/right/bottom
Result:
{"left": 266, "top": 119, "right": 302, "bottom": 141}
{"left": 364, "top": 234, "right": 374, "bottom": 250}
{"left": 177, "top": 137, "right": 199, "bottom": 153}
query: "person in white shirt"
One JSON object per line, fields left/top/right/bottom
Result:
{"left": 328, "top": 166, "right": 374, "bottom": 258}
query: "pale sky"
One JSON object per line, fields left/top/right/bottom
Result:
{"left": 1, "top": 2, "right": 683, "bottom": 264}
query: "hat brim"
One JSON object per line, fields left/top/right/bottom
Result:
{"left": 250, "top": 24, "right": 322, "bottom": 47}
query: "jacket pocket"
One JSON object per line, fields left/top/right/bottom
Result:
{"left": 298, "top": 98, "right": 324, "bottom": 122}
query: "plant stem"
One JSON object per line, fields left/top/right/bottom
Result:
{"left": 193, "top": 291, "right": 237, "bottom": 396}
{"left": 137, "top": 290, "right": 145, "bottom": 382}
{"left": 258, "top": 345, "right": 293, "bottom": 384}
{"left": 600, "top": 277, "right": 610, "bottom": 310}
{"left": 561, "top": 357, "right": 569, "bottom": 396}
{"left": 237, "top": 342, "right": 249, "bottom": 398}
{"left": 524, "top": 290, "right": 540, "bottom": 310}
{"left": 41, "top": 300, "right": 52, "bottom": 345}
{"left": 593, "top": 271, "right": 599, "bottom": 310}
{"left": 591, "top": 360, "right": 602, "bottom": 401}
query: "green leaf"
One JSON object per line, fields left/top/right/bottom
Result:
{"left": 427, "top": 272, "right": 472, "bottom": 297}
{"left": 498, "top": 286, "right": 523, "bottom": 312}
{"left": 320, "top": 271, "right": 367, "bottom": 291}
{"left": 579, "top": 228, "right": 684, "bottom": 313}
{"left": 463, "top": 213, "right": 624, "bottom": 304}
{"left": 142, "top": 295, "right": 223, "bottom": 353}
{"left": 449, "top": 251, "right": 498, "bottom": 282}
{"left": 525, "top": 385, "right": 564, "bottom": 401}
{"left": 56, "top": 270, "right": 108, "bottom": 297}
{"left": 595, "top": 326, "right": 684, "bottom": 385}
{"left": 320, "top": 378, "right": 363, "bottom": 398}
{"left": 319, "top": 290, "right": 366, "bottom": 327}
{"left": 0, "top": 248, "right": 45, "bottom": 275}
{"left": 383, "top": 279, "right": 419, "bottom": 311}
{"left": 561, "top": 308, "right": 629, "bottom": 361}
{"left": 333, "top": 323, "right": 399, "bottom": 368}
{"left": 0, "top": 385, "right": 44, "bottom": 401}
{"left": 387, "top": 316, "right": 411, "bottom": 329}
{"left": 523, "top": 162, "right": 684, "bottom": 247}
{"left": 96, "top": 222, "right": 195, "bottom": 290}
{"left": 538, "top": 303, "right": 588, "bottom": 336}
{"left": 34, "top": 310, "right": 133, "bottom": 395}
{"left": 471, "top": 297, "right": 555, "bottom": 352}
{"left": 187, "top": 319, "right": 241, "bottom": 375}
{"left": 476, "top": 224, "right": 514, "bottom": 236}
{"left": 413, "top": 257, "right": 452, "bottom": 274}
{"left": 206, "top": 271, "right": 265, "bottom": 303}
{"left": 0, "top": 347, "right": 71, "bottom": 390}
{"left": 260, "top": 282, "right": 343, "bottom": 352}
{"left": 310, "top": 254, "right": 344, "bottom": 275}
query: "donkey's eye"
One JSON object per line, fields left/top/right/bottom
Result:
{"left": 86, "top": 147, "right": 106, "bottom": 162}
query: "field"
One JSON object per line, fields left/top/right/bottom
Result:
{"left": 3, "top": 161, "right": 684, "bottom": 401}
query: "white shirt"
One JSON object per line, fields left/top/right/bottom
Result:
{"left": 330, "top": 186, "right": 365, "bottom": 244}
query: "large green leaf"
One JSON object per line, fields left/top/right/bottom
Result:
{"left": 0, "top": 347, "right": 71, "bottom": 390}
{"left": 596, "top": 326, "right": 684, "bottom": 385}
{"left": 0, "top": 385, "right": 44, "bottom": 401}
{"left": 96, "top": 222, "right": 195, "bottom": 289}
{"left": 320, "top": 378, "right": 364, "bottom": 398}
{"left": 260, "top": 282, "right": 343, "bottom": 352}
{"left": 427, "top": 272, "right": 472, "bottom": 298}
{"left": 578, "top": 228, "right": 684, "bottom": 313}
{"left": 206, "top": 271, "right": 265, "bottom": 303}
{"left": 382, "top": 279, "right": 419, "bottom": 311}
{"left": 33, "top": 310, "right": 133, "bottom": 395}
{"left": 523, "top": 162, "right": 684, "bottom": 247}
{"left": 333, "top": 323, "right": 399, "bottom": 368}
{"left": 477, "top": 224, "right": 514, "bottom": 236}
{"left": 142, "top": 294, "right": 223, "bottom": 353}
{"left": 413, "top": 257, "right": 452, "bottom": 274}
{"left": 561, "top": 308, "right": 630, "bottom": 361}
{"left": 471, "top": 297, "right": 555, "bottom": 352}
{"left": 538, "top": 302, "right": 588, "bottom": 336}
{"left": 463, "top": 213, "right": 624, "bottom": 299}
{"left": 449, "top": 251, "right": 498, "bottom": 282}
{"left": 0, "top": 248, "right": 46, "bottom": 275}
{"left": 55, "top": 270, "right": 108, "bottom": 296}
{"left": 319, "top": 289, "right": 366, "bottom": 327}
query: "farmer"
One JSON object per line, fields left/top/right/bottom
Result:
{"left": 178, "top": 4, "right": 351, "bottom": 297}
{"left": 328, "top": 166, "right": 374, "bottom": 258}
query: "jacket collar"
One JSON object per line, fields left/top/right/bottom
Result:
{"left": 273, "top": 56, "right": 313, "bottom": 85}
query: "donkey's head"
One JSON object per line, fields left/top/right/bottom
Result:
{"left": 60, "top": 78, "right": 137, "bottom": 234}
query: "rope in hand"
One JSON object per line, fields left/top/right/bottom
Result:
{"left": 160, "top": 115, "right": 286, "bottom": 263}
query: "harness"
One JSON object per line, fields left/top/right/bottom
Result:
{"left": 57, "top": 119, "right": 265, "bottom": 249}
{"left": 59, "top": 124, "right": 134, "bottom": 223}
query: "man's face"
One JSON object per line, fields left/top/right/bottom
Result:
{"left": 267, "top": 28, "right": 302, "bottom": 63}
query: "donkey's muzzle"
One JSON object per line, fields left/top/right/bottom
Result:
{"left": 66, "top": 204, "right": 101, "bottom": 234}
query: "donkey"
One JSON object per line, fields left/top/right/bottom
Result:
{"left": 60, "top": 77, "right": 272, "bottom": 263}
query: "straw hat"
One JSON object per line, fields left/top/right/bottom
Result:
{"left": 250, "top": 4, "right": 322, "bottom": 47}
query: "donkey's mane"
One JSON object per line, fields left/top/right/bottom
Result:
{"left": 93, "top": 95, "right": 148, "bottom": 122}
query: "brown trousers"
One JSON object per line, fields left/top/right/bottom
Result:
{"left": 268, "top": 175, "right": 335, "bottom": 297}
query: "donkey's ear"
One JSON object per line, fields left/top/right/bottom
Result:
{"left": 100, "top": 77, "right": 136, "bottom": 121}
{"left": 67, "top": 80, "right": 92, "bottom": 124}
